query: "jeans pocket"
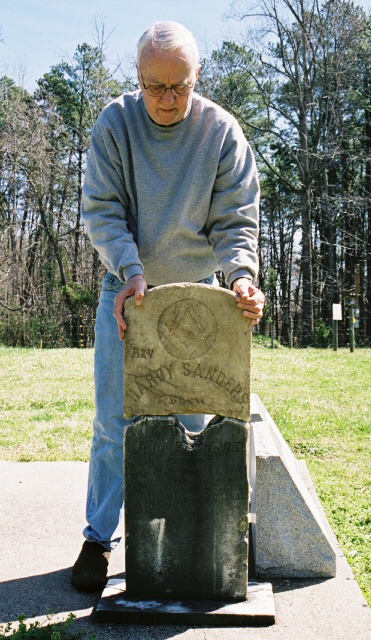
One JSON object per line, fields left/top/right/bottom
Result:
{"left": 199, "top": 274, "right": 218, "bottom": 287}
{"left": 101, "top": 272, "right": 125, "bottom": 292}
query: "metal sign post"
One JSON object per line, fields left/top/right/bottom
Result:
{"left": 332, "top": 304, "right": 342, "bottom": 351}
{"left": 348, "top": 296, "right": 356, "bottom": 353}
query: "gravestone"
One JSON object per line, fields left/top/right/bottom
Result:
{"left": 124, "top": 414, "right": 250, "bottom": 601}
{"left": 124, "top": 283, "right": 252, "bottom": 421}
{"left": 123, "top": 284, "right": 252, "bottom": 602}
{"left": 96, "top": 284, "right": 275, "bottom": 625}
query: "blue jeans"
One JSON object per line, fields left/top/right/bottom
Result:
{"left": 83, "top": 272, "right": 217, "bottom": 550}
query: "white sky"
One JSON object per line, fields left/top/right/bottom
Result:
{"left": 1, "top": 0, "right": 370, "bottom": 90}
{"left": 0, "top": 0, "right": 242, "bottom": 89}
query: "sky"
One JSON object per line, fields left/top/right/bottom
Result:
{"left": 0, "top": 0, "right": 243, "bottom": 89}
{"left": 1, "top": 0, "right": 371, "bottom": 91}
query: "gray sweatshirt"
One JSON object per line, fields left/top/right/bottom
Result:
{"left": 82, "top": 90, "right": 260, "bottom": 287}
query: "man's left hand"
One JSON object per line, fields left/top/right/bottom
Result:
{"left": 233, "top": 278, "right": 265, "bottom": 325}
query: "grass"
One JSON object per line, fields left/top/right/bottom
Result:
{"left": 0, "top": 343, "right": 370, "bottom": 606}
{"left": 251, "top": 342, "right": 371, "bottom": 605}
{"left": 0, "top": 614, "right": 95, "bottom": 639}
{"left": 0, "top": 347, "right": 94, "bottom": 461}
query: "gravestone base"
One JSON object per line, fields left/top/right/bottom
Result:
{"left": 95, "top": 579, "right": 275, "bottom": 626}
{"left": 125, "top": 415, "right": 250, "bottom": 601}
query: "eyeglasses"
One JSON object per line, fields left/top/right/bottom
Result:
{"left": 140, "top": 71, "right": 194, "bottom": 97}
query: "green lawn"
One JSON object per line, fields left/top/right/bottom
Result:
{"left": 0, "top": 347, "right": 95, "bottom": 462}
{"left": 0, "top": 344, "right": 370, "bottom": 605}
{"left": 251, "top": 344, "right": 371, "bottom": 605}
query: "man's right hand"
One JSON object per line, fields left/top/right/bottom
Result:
{"left": 113, "top": 274, "right": 147, "bottom": 340}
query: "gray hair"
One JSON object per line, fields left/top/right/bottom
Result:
{"left": 137, "top": 21, "right": 200, "bottom": 67}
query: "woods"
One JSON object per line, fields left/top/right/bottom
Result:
{"left": 1, "top": 0, "right": 370, "bottom": 347}
{"left": 0, "top": 41, "right": 123, "bottom": 347}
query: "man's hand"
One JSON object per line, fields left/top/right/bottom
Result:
{"left": 233, "top": 278, "right": 265, "bottom": 325}
{"left": 113, "top": 274, "right": 147, "bottom": 340}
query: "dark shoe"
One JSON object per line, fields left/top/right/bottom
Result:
{"left": 71, "top": 541, "right": 111, "bottom": 592}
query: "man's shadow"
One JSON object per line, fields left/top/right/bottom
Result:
{"left": 0, "top": 570, "right": 187, "bottom": 639}
{"left": 0, "top": 569, "right": 106, "bottom": 622}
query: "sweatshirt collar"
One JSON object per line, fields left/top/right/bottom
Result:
{"left": 140, "top": 93, "right": 193, "bottom": 132}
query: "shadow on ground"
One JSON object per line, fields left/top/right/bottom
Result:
{"left": 272, "top": 577, "right": 330, "bottom": 594}
{"left": 0, "top": 569, "right": 192, "bottom": 639}
{"left": 0, "top": 568, "right": 102, "bottom": 622}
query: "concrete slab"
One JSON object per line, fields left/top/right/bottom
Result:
{"left": 95, "top": 579, "right": 275, "bottom": 626}
{"left": 1, "top": 460, "right": 370, "bottom": 640}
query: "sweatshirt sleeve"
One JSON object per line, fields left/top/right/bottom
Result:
{"left": 205, "top": 120, "right": 260, "bottom": 287}
{"left": 82, "top": 117, "right": 144, "bottom": 282}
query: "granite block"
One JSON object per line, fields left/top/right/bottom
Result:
{"left": 250, "top": 394, "right": 336, "bottom": 578}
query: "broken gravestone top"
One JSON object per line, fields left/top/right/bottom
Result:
{"left": 124, "top": 283, "right": 252, "bottom": 421}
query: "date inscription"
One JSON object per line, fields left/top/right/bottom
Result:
{"left": 128, "top": 439, "right": 246, "bottom": 457}
{"left": 174, "top": 439, "right": 246, "bottom": 453}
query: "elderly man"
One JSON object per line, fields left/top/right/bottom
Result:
{"left": 72, "top": 21, "right": 264, "bottom": 592}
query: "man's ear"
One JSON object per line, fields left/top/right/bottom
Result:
{"left": 136, "top": 65, "right": 141, "bottom": 84}
{"left": 195, "top": 65, "right": 201, "bottom": 80}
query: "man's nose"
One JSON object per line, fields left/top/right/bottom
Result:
{"left": 161, "top": 89, "right": 176, "bottom": 104}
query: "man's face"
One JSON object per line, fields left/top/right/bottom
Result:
{"left": 138, "top": 46, "right": 199, "bottom": 126}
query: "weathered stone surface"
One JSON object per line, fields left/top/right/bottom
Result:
{"left": 124, "top": 284, "right": 252, "bottom": 421}
{"left": 124, "top": 415, "right": 250, "bottom": 601}
{"left": 250, "top": 394, "right": 337, "bottom": 578}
